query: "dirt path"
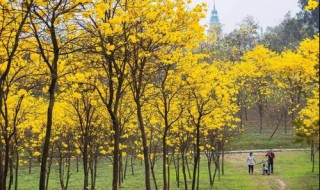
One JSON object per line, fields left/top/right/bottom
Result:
{"left": 277, "top": 179, "right": 286, "bottom": 190}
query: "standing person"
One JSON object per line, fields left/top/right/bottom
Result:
{"left": 266, "top": 149, "right": 275, "bottom": 174}
{"left": 247, "top": 152, "right": 256, "bottom": 174}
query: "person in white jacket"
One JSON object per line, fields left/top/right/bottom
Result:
{"left": 247, "top": 152, "right": 256, "bottom": 174}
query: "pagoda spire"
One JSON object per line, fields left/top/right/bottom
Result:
{"left": 210, "top": 0, "right": 220, "bottom": 25}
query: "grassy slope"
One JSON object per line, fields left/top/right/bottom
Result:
{"left": 17, "top": 151, "right": 318, "bottom": 189}
{"left": 225, "top": 121, "right": 310, "bottom": 150}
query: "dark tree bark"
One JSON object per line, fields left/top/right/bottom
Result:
{"left": 192, "top": 121, "right": 201, "bottom": 190}
{"left": 0, "top": 2, "right": 32, "bottom": 189}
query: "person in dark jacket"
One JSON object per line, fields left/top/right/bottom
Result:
{"left": 265, "top": 149, "right": 275, "bottom": 174}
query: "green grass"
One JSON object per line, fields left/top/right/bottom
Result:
{"left": 225, "top": 122, "right": 310, "bottom": 150}
{"left": 14, "top": 151, "right": 319, "bottom": 189}
{"left": 213, "top": 151, "right": 319, "bottom": 190}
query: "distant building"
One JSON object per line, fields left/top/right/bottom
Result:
{"left": 208, "top": 0, "right": 222, "bottom": 35}
{"left": 210, "top": 0, "right": 220, "bottom": 26}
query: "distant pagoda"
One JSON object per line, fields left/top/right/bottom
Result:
{"left": 207, "top": 0, "right": 221, "bottom": 35}
{"left": 210, "top": 0, "right": 220, "bottom": 25}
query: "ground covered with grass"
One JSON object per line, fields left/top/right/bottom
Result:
{"left": 225, "top": 123, "right": 310, "bottom": 150}
{"left": 16, "top": 151, "right": 318, "bottom": 189}
{"left": 213, "top": 151, "right": 319, "bottom": 190}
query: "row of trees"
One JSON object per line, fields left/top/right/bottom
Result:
{"left": 0, "top": 0, "right": 318, "bottom": 190}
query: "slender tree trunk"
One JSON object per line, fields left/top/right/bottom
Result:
{"left": 8, "top": 156, "right": 13, "bottom": 190}
{"left": 196, "top": 157, "right": 200, "bottom": 190}
{"left": 58, "top": 154, "right": 65, "bottom": 190}
{"left": 182, "top": 153, "right": 188, "bottom": 190}
{"left": 40, "top": 76, "right": 57, "bottom": 190}
{"left": 77, "top": 156, "right": 79, "bottom": 173}
{"left": 221, "top": 148, "right": 225, "bottom": 176}
{"left": 244, "top": 106, "right": 248, "bottom": 121}
{"left": 0, "top": 140, "right": 3, "bottom": 190}
{"left": 131, "top": 155, "right": 134, "bottom": 175}
{"left": 136, "top": 105, "right": 151, "bottom": 190}
{"left": 150, "top": 163, "right": 158, "bottom": 190}
{"left": 283, "top": 109, "right": 288, "bottom": 134}
{"left": 66, "top": 157, "right": 71, "bottom": 190}
{"left": 64, "top": 157, "right": 71, "bottom": 190}
{"left": 90, "top": 155, "right": 97, "bottom": 190}
{"left": 3, "top": 139, "right": 10, "bottom": 190}
{"left": 311, "top": 141, "right": 315, "bottom": 172}
{"left": 112, "top": 119, "right": 120, "bottom": 190}
{"left": 83, "top": 144, "right": 89, "bottom": 190}
{"left": 162, "top": 133, "right": 168, "bottom": 190}
{"left": 14, "top": 149, "right": 19, "bottom": 190}
{"left": 45, "top": 154, "right": 53, "bottom": 190}
{"left": 239, "top": 108, "right": 243, "bottom": 129}
{"left": 212, "top": 163, "right": 218, "bottom": 185}
{"left": 207, "top": 154, "right": 213, "bottom": 187}
{"left": 120, "top": 155, "right": 123, "bottom": 183}
{"left": 28, "top": 155, "right": 32, "bottom": 174}
{"left": 192, "top": 123, "right": 200, "bottom": 190}
{"left": 186, "top": 156, "right": 191, "bottom": 180}
{"left": 259, "top": 104, "right": 263, "bottom": 133}
{"left": 176, "top": 156, "right": 180, "bottom": 188}
{"left": 124, "top": 156, "right": 128, "bottom": 180}
{"left": 167, "top": 155, "right": 170, "bottom": 190}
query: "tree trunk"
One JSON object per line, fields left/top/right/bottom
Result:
{"left": 40, "top": 76, "right": 57, "bottom": 190}
{"left": 28, "top": 155, "right": 32, "bottom": 174}
{"left": 2, "top": 139, "right": 10, "bottom": 190}
{"left": 14, "top": 150, "right": 19, "bottom": 190}
{"left": 136, "top": 104, "right": 151, "bottom": 190}
{"left": 0, "top": 140, "right": 3, "bottom": 190}
{"left": 131, "top": 155, "right": 134, "bottom": 175}
{"left": 186, "top": 156, "right": 191, "bottom": 180}
{"left": 124, "top": 156, "right": 128, "bottom": 180}
{"left": 120, "top": 155, "right": 123, "bottom": 183}
{"left": 259, "top": 104, "right": 263, "bottom": 133}
{"left": 196, "top": 157, "right": 200, "bottom": 190}
{"left": 167, "top": 155, "right": 170, "bottom": 190}
{"left": 150, "top": 163, "right": 158, "bottom": 190}
{"left": 8, "top": 156, "right": 13, "bottom": 190}
{"left": 59, "top": 155, "right": 65, "bottom": 190}
{"left": 176, "top": 156, "right": 180, "bottom": 188}
{"left": 77, "top": 156, "right": 79, "bottom": 173}
{"left": 66, "top": 157, "right": 71, "bottom": 190}
{"left": 284, "top": 109, "right": 288, "bottom": 134}
{"left": 162, "top": 134, "right": 168, "bottom": 190}
{"left": 311, "top": 141, "right": 315, "bottom": 172}
{"left": 83, "top": 144, "right": 89, "bottom": 190}
{"left": 192, "top": 123, "right": 200, "bottom": 190}
{"left": 45, "top": 154, "right": 53, "bottom": 190}
{"left": 182, "top": 153, "right": 188, "bottom": 190}
{"left": 112, "top": 119, "right": 121, "bottom": 190}
{"left": 90, "top": 155, "right": 97, "bottom": 190}
{"left": 221, "top": 148, "right": 225, "bottom": 176}
{"left": 207, "top": 153, "right": 213, "bottom": 187}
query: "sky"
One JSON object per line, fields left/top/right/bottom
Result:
{"left": 191, "top": 0, "right": 301, "bottom": 33}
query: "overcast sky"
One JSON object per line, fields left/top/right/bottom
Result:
{"left": 191, "top": 0, "right": 301, "bottom": 33}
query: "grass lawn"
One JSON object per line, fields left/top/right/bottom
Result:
{"left": 225, "top": 122, "right": 310, "bottom": 150}
{"left": 213, "top": 151, "right": 319, "bottom": 190}
{"left": 15, "top": 151, "right": 319, "bottom": 189}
